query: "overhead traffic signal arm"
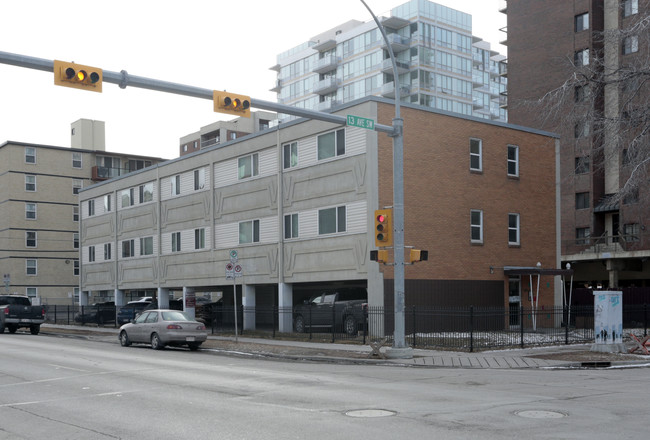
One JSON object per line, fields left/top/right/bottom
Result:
{"left": 213, "top": 90, "right": 251, "bottom": 117}
{"left": 53, "top": 60, "right": 102, "bottom": 92}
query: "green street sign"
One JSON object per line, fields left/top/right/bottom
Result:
{"left": 347, "top": 115, "right": 375, "bottom": 130}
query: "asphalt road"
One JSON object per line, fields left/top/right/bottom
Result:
{"left": 1, "top": 332, "right": 648, "bottom": 439}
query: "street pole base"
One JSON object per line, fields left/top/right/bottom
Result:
{"left": 385, "top": 346, "right": 413, "bottom": 359}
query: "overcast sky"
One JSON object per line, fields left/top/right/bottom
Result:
{"left": 0, "top": 0, "right": 506, "bottom": 160}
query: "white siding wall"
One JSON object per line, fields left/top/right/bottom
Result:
{"left": 82, "top": 241, "right": 116, "bottom": 264}
{"left": 160, "top": 227, "right": 211, "bottom": 255}
{"left": 213, "top": 216, "right": 278, "bottom": 250}
{"left": 287, "top": 200, "right": 367, "bottom": 240}
{"left": 117, "top": 181, "right": 158, "bottom": 210}
{"left": 213, "top": 147, "right": 276, "bottom": 188}
{"left": 118, "top": 236, "right": 159, "bottom": 259}
{"left": 81, "top": 194, "right": 113, "bottom": 220}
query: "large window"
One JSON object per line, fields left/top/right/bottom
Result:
{"left": 623, "top": 35, "right": 638, "bottom": 54}
{"left": 507, "top": 145, "right": 519, "bottom": 177}
{"left": 104, "top": 243, "right": 112, "bottom": 260}
{"left": 195, "top": 228, "right": 205, "bottom": 249}
{"left": 283, "top": 142, "right": 298, "bottom": 169}
{"left": 72, "top": 152, "right": 82, "bottom": 168}
{"left": 171, "top": 232, "right": 181, "bottom": 252}
{"left": 575, "top": 156, "right": 590, "bottom": 174}
{"left": 238, "top": 153, "right": 259, "bottom": 179}
{"left": 284, "top": 213, "right": 299, "bottom": 239}
{"left": 121, "top": 188, "right": 134, "bottom": 207}
{"left": 139, "top": 183, "right": 153, "bottom": 203}
{"left": 88, "top": 246, "right": 96, "bottom": 263}
{"left": 26, "top": 259, "right": 37, "bottom": 275}
{"left": 239, "top": 220, "right": 260, "bottom": 244}
{"left": 624, "top": 0, "right": 638, "bottom": 17}
{"left": 140, "top": 237, "right": 154, "bottom": 256}
{"left": 171, "top": 175, "right": 181, "bottom": 195}
{"left": 194, "top": 169, "right": 205, "bottom": 190}
{"left": 576, "top": 227, "right": 590, "bottom": 245}
{"left": 574, "top": 49, "right": 589, "bottom": 66}
{"left": 574, "top": 12, "right": 589, "bottom": 32}
{"left": 317, "top": 129, "right": 345, "bottom": 160}
{"left": 575, "top": 192, "right": 590, "bottom": 209}
{"left": 72, "top": 179, "right": 82, "bottom": 195}
{"left": 470, "top": 209, "right": 483, "bottom": 243}
{"left": 318, "top": 206, "right": 346, "bottom": 235}
{"left": 25, "top": 147, "right": 36, "bottom": 164}
{"left": 470, "top": 138, "right": 482, "bottom": 171}
{"left": 25, "top": 175, "right": 36, "bottom": 191}
{"left": 623, "top": 223, "right": 640, "bottom": 242}
{"left": 122, "top": 239, "right": 134, "bottom": 258}
{"left": 73, "top": 233, "right": 79, "bottom": 249}
{"left": 26, "top": 203, "right": 36, "bottom": 220}
{"left": 104, "top": 194, "right": 111, "bottom": 212}
{"left": 508, "top": 213, "right": 520, "bottom": 246}
{"left": 26, "top": 231, "right": 36, "bottom": 248}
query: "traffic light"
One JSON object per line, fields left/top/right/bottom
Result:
{"left": 408, "top": 249, "right": 428, "bottom": 264}
{"left": 213, "top": 91, "right": 251, "bottom": 117}
{"left": 53, "top": 60, "right": 102, "bottom": 93}
{"left": 370, "top": 250, "right": 388, "bottom": 264}
{"left": 374, "top": 209, "right": 392, "bottom": 247}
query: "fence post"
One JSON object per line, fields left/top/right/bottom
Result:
{"left": 411, "top": 306, "right": 417, "bottom": 348}
{"left": 564, "top": 305, "right": 569, "bottom": 345}
{"left": 520, "top": 305, "right": 525, "bottom": 348}
{"left": 362, "top": 307, "right": 368, "bottom": 345}
{"left": 308, "top": 305, "right": 312, "bottom": 340}
{"left": 644, "top": 303, "right": 648, "bottom": 337}
{"left": 331, "top": 305, "right": 336, "bottom": 343}
{"left": 469, "top": 306, "right": 474, "bottom": 353}
{"left": 273, "top": 306, "right": 277, "bottom": 338}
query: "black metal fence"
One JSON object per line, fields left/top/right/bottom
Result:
{"left": 43, "top": 303, "right": 649, "bottom": 352}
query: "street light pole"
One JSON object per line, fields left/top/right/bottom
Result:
{"left": 360, "top": 0, "right": 412, "bottom": 358}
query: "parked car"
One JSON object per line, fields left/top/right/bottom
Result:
{"left": 75, "top": 302, "right": 116, "bottom": 325}
{"left": 293, "top": 288, "right": 368, "bottom": 335}
{"left": 117, "top": 301, "right": 151, "bottom": 325}
{"left": 0, "top": 295, "right": 46, "bottom": 335}
{"left": 118, "top": 309, "right": 207, "bottom": 350}
{"left": 143, "top": 299, "right": 183, "bottom": 312}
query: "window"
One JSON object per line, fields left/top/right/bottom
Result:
{"left": 575, "top": 12, "right": 589, "bottom": 32}
{"left": 575, "top": 156, "right": 590, "bottom": 174}
{"left": 575, "top": 192, "right": 590, "bottom": 209}
{"left": 26, "top": 231, "right": 36, "bottom": 248}
{"left": 171, "top": 232, "right": 181, "bottom": 252}
{"left": 238, "top": 154, "right": 259, "bottom": 179}
{"left": 73, "top": 233, "right": 79, "bottom": 249}
{"left": 624, "top": 0, "right": 638, "bottom": 17}
{"left": 104, "top": 195, "right": 111, "bottom": 212}
{"left": 576, "top": 227, "right": 590, "bottom": 245}
{"left": 72, "top": 152, "right": 82, "bottom": 168}
{"left": 171, "top": 175, "right": 181, "bottom": 195}
{"left": 88, "top": 246, "right": 96, "bottom": 262}
{"left": 73, "top": 206, "right": 79, "bottom": 222}
{"left": 26, "top": 287, "right": 37, "bottom": 299}
{"left": 193, "top": 169, "right": 205, "bottom": 190}
{"left": 104, "top": 243, "right": 111, "bottom": 260}
{"left": 283, "top": 142, "right": 298, "bottom": 169}
{"left": 470, "top": 210, "right": 483, "bottom": 243}
{"left": 194, "top": 228, "right": 205, "bottom": 249}
{"left": 88, "top": 199, "right": 95, "bottom": 216}
{"left": 623, "top": 35, "right": 638, "bottom": 54}
{"left": 623, "top": 223, "right": 640, "bottom": 242}
{"left": 139, "top": 183, "right": 153, "bottom": 203}
{"left": 121, "top": 188, "right": 134, "bottom": 207}
{"left": 574, "top": 48, "right": 589, "bottom": 66}
{"left": 140, "top": 237, "right": 154, "bottom": 255}
{"left": 574, "top": 121, "right": 589, "bottom": 138}
{"left": 508, "top": 213, "right": 520, "bottom": 245}
{"left": 26, "top": 259, "right": 37, "bottom": 275}
{"left": 122, "top": 239, "right": 134, "bottom": 258}
{"left": 317, "top": 129, "right": 345, "bottom": 160}
{"left": 470, "top": 138, "right": 482, "bottom": 171}
{"left": 72, "top": 179, "right": 82, "bottom": 195}
{"left": 284, "top": 213, "right": 299, "bottom": 239}
{"left": 318, "top": 206, "right": 346, "bottom": 235}
{"left": 26, "top": 203, "right": 36, "bottom": 220}
{"left": 239, "top": 220, "right": 260, "bottom": 244}
{"left": 73, "top": 260, "right": 79, "bottom": 276}
{"left": 25, "top": 147, "right": 36, "bottom": 164}
{"left": 507, "top": 145, "right": 519, "bottom": 177}
{"left": 25, "top": 175, "right": 36, "bottom": 191}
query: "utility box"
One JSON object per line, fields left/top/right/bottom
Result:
{"left": 592, "top": 291, "right": 625, "bottom": 353}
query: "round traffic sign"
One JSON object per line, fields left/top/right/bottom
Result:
{"left": 226, "top": 263, "right": 233, "bottom": 271}
{"left": 234, "top": 264, "right": 242, "bottom": 273}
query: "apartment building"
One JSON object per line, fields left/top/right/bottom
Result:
{"left": 503, "top": 0, "right": 650, "bottom": 287}
{"left": 79, "top": 97, "right": 559, "bottom": 332}
{"left": 270, "top": 0, "right": 507, "bottom": 123}
{"left": 179, "top": 111, "right": 276, "bottom": 157}
{"left": 0, "top": 119, "right": 167, "bottom": 305}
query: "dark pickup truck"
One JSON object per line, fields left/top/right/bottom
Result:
{"left": 0, "top": 295, "right": 46, "bottom": 335}
{"left": 293, "top": 289, "right": 368, "bottom": 336}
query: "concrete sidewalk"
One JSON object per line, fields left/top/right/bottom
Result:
{"left": 40, "top": 324, "right": 650, "bottom": 369}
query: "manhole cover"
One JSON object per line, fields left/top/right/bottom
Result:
{"left": 346, "top": 409, "right": 396, "bottom": 418}
{"left": 515, "top": 410, "right": 567, "bottom": 419}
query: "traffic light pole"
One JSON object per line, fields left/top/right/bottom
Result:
{"left": 361, "top": 0, "right": 412, "bottom": 358}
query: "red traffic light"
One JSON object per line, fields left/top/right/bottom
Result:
{"left": 376, "top": 214, "right": 385, "bottom": 223}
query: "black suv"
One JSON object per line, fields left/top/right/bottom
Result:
{"left": 293, "top": 288, "right": 367, "bottom": 335}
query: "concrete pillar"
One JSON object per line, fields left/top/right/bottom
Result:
{"left": 278, "top": 282, "right": 293, "bottom": 333}
{"left": 242, "top": 284, "right": 256, "bottom": 331}
{"left": 114, "top": 289, "right": 125, "bottom": 307}
{"left": 183, "top": 286, "right": 196, "bottom": 320}
{"left": 79, "top": 291, "right": 91, "bottom": 306}
{"left": 157, "top": 288, "right": 170, "bottom": 309}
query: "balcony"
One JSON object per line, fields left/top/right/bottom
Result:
{"left": 381, "top": 81, "right": 411, "bottom": 99}
{"left": 312, "top": 39, "right": 336, "bottom": 52}
{"left": 318, "top": 99, "right": 339, "bottom": 112}
{"left": 92, "top": 166, "right": 123, "bottom": 181}
{"left": 270, "top": 79, "right": 282, "bottom": 93}
{"left": 313, "top": 77, "right": 340, "bottom": 95}
{"left": 313, "top": 55, "right": 339, "bottom": 74}
{"left": 381, "top": 33, "right": 411, "bottom": 53}
{"left": 498, "top": 0, "right": 507, "bottom": 14}
{"left": 380, "top": 58, "right": 410, "bottom": 74}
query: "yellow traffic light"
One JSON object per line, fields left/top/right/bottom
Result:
{"left": 374, "top": 209, "right": 393, "bottom": 247}
{"left": 213, "top": 91, "right": 251, "bottom": 117}
{"left": 53, "top": 60, "right": 102, "bottom": 93}
{"left": 408, "top": 249, "right": 429, "bottom": 264}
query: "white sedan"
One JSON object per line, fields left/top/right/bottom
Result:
{"left": 119, "top": 309, "right": 207, "bottom": 351}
